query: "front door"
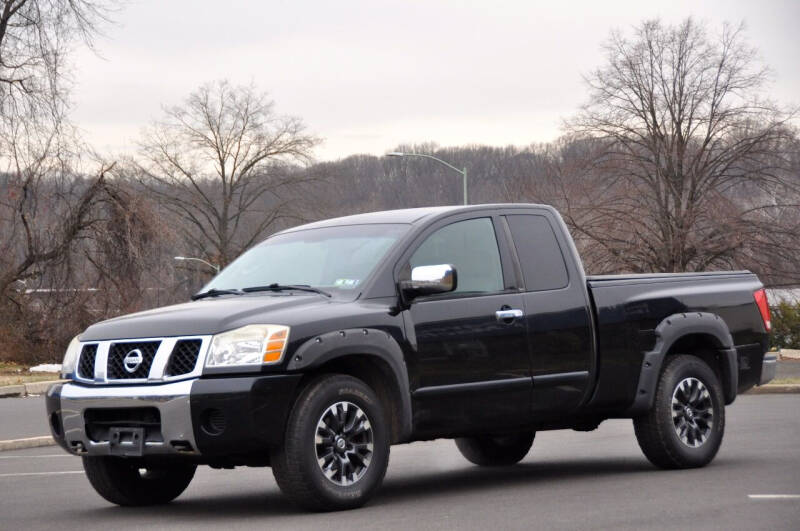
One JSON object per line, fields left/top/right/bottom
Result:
{"left": 401, "top": 216, "right": 531, "bottom": 436}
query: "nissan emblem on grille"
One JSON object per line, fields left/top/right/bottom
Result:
{"left": 123, "top": 349, "right": 144, "bottom": 373}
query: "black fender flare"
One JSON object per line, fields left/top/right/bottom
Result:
{"left": 286, "top": 328, "right": 413, "bottom": 442}
{"left": 628, "top": 312, "right": 738, "bottom": 414}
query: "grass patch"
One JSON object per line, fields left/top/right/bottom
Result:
{"left": 0, "top": 373, "right": 59, "bottom": 387}
{"left": 0, "top": 362, "right": 60, "bottom": 386}
{"left": 769, "top": 378, "right": 800, "bottom": 385}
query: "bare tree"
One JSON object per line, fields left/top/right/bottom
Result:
{"left": 137, "top": 80, "right": 320, "bottom": 267}
{"left": 0, "top": 162, "right": 117, "bottom": 293}
{"left": 0, "top": 1, "right": 114, "bottom": 151}
{"left": 0, "top": 0, "right": 123, "bottom": 361}
{"left": 565, "top": 18, "right": 799, "bottom": 277}
{"left": 0, "top": 0, "right": 120, "bottom": 292}
{"left": 0, "top": 0, "right": 118, "bottom": 293}
{"left": 0, "top": 159, "right": 116, "bottom": 363}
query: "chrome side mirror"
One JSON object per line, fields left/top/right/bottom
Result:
{"left": 400, "top": 264, "right": 457, "bottom": 299}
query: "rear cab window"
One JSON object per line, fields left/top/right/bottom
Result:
{"left": 505, "top": 214, "right": 569, "bottom": 291}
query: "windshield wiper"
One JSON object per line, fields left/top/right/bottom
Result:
{"left": 242, "top": 283, "right": 332, "bottom": 298}
{"left": 191, "top": 288, "right": 243, "bottom": 301}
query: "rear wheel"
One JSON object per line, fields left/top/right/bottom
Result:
{"left": 455, "top": 431, "right": 535, "bottom": 466}
{"left": 633, "top": 354, "right": 725, "bottom": 469}
{"left": 82, "top": 456, "right": 196, "bottom": 506}
{"left": 271, "top": 374, "right": 390, "bottom": 511}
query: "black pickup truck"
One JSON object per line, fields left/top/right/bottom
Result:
{"left": 46, "top": 204, "right": 775, "bottom": 511}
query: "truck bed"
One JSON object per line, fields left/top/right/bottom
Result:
{"left": 585, "top": 270, "right": 767, "bottom": 411}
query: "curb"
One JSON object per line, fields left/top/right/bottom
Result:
{"left": 746, "top": 384, "right": 800, "bottom": 395}
{"left": 24, "top": 380, "right": 63, "bottom": 395}
{"left": 0, "top": 436, "right": 56, "bottom": 452}
{"left": 0, "top": 385, "right": 25, "bottom": 398}
{"left": 0, "top": 380, "right": 63, "bottom": 398}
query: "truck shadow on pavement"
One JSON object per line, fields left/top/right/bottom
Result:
{"left": 373, "top": 457, "right": 655, "bottom": 505}
{"left": 70, "top": 457, "right": 657, "bottom": 520}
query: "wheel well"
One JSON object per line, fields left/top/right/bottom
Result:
{"left": 665, "top": 333, "right": 730, "bottom": 396}
{"left": 299, "top": 354, "right": 404, "bottom": 443}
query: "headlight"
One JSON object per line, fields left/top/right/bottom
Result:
{"left": 205, "top": 325, "right": 290, "bottom": 367}
{"left": 60, "top": 335, "right": 82, "bottom": 378}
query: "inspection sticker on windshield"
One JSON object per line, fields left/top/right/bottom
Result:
{"left": 333, "top": 279, "right": 360, "bottom": 288}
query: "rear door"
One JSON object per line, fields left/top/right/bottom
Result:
{"left": 399, "top": 214, "right": 531, "bottom": 435}
{"left": 501, "top": 211, "right": 595, "bottom": 418}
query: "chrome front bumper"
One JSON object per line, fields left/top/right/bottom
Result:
{"left": 760, "top": 354, "right": 777, "bottom": 385}
{"left": 47, "top": 374, "right": 304, "bottom": 461}
{"left": 51, "top": 380, "right": 198, "bottom": 456}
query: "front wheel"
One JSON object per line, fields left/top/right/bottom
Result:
{"left": 271, "top": 374, "right": 390, "bottom": 511}
{"left": 455, "top": 431, "right": 535, "bottom": 466}
{"left": 82, "top": 456, "right": 196, "bottom": 506}
{"left": 633, "top": 354, "right": 725, "bottom": 469}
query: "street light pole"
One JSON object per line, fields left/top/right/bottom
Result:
{"left": 387, "top": 152, "right": 468, "bottom": 205}
{"left": 174, "top": 256, "right": 220, "bottom": 273}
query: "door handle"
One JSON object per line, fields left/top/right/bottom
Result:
{"left": 495, "top": 309, "right": 524, "bottom": 322}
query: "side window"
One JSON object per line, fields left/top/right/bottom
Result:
{"left": 409, "top": 217, "right": 504, "bottom": 295}
{"left": 506, "top": 214, "right": 569, "bottom": 291}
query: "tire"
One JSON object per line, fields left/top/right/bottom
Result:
{"left": 271, "top": 374, "right": 390, "bottom": 511}
{"left": 633, "top": 354, "right": 725, "bottom": 469}
{"left": 455, "top": 431, "right": 535, "bottom": 466}
{"left": 82, "top": 456, "right": 196, "bottom": 506}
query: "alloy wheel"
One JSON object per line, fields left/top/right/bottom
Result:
{"left": 315, "top": 401, "right": 374, "bottom": 486}
{"left": 671, "top": 377, "right": 714, "bottom": 448}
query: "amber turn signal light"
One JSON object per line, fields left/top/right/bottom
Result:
{"left": 263, "top": 328, "right": 289, "bottom": 363}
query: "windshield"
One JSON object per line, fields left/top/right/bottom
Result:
{"left": 202, "top": 224, "right": 409, "bottom": 294}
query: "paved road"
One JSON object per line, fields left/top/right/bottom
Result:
{"left": 0, "top": 394, "right": 798, "bottom": 530}
{"left": 0, "top": 395, "right": 50, "bottom": 440}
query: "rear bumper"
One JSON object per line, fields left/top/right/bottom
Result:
{"left": 46, "top": 374, "right": 302, "bottom": 460}
{"left": 759, "top": 354, "right": 777, "bottom": 386}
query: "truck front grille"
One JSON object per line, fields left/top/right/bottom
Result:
{"left": 77, "top": 344, "right": 98, "bottom": 379}
{"left": 107, "top": 341, "right": 160, "bottom": 379}
{"left": 165, "top": 339, "right": 203, "bottom": 377}
{"left": 72, "top": 335, "right": 210, "bottom": 384}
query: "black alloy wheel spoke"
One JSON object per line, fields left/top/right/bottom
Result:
{"left": 346, "top": 450, "right": 367, "bottom": 468}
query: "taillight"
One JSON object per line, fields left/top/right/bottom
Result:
{"left": 753, "top": 288, "right": 771, "bottom": 332}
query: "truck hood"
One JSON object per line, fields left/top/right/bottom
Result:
{"left": 80, "top": 294, "right": 336, "bottom": 341}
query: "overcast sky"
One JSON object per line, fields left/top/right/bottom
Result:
{"left": 71, "top": 0, "right": 800, "bottom": 161}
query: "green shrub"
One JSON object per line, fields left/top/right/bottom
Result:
{"left": 770, "top": 302, "right": 800, "bottom": 350}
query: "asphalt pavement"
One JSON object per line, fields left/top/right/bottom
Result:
{"left": 0, "top": 395, "right": 50, "bottom": 440}
{"left": 0, "top": 394, "right": 798, "bottom": 530}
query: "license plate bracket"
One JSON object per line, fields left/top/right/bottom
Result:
{"left": 108, "top": 427, "right": 145, "bottom": 457}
